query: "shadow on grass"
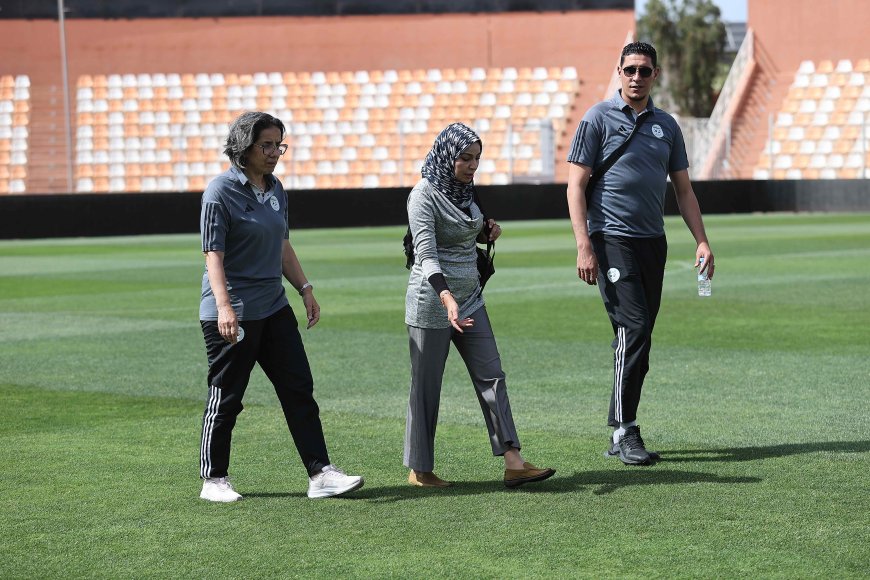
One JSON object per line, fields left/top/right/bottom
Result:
{"left": 345, "top": 469, "right": 760, "bottom": 501}
{"left": 564, "top": 470, "right": 760, "bottom": 496}
{"left": 657, "top": 440, "right": 870, "bottom": 463}
{"left": 238, "top": 441, "right": 866, "bottom": 501}
{"left": 244, "top": 492, "right": 306, "bottom": 499}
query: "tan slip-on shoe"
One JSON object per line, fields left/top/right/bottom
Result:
{"left": 408, "top": 470, "right": 452, "bottom": 487}
{"left": 504, "top": 462, "right": 556, "bottom": 488}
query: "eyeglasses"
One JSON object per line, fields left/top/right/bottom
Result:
{"left": 253, "top": 143, "right": 288, "bottom": 156}
{"left": 621, "top": 66, "right": 654, "bottom": 78}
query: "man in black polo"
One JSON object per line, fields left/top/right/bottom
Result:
{"left": 566, "top": 42, "right": 715, "bottom": 465}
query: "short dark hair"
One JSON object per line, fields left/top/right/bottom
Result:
{"left": 224, "top": 111, "right": 285, "bottom": 170}
{"left": 620, "top": 41, "right": 658, "bottom": 68}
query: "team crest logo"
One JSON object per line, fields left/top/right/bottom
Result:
{"left": 652, "top": 124, "right": 664, "bottom": 139}
{"left": 607, "top": 268, "right": 621, "bottom": 283}
{"left": 269, "top": 196, "right": 280, "bottom": 211}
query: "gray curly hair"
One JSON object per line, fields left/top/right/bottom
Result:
{"left": 223, "top": 111, "right": 286, "bottom": 171}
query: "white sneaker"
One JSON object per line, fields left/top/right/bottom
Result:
{"left": 307, "top": 465, "right": 364, "bottom": 499}
{"left": 200, "top": 477, "right": 243, "bottom": 502}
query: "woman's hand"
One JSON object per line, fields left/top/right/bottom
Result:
{"left": 217, "top": 304, "right": 240, "bottom": 343}
{"left": 440, "top": 291, "right": 474, "bottom": 333}
{"left": 477, "top": 218, "right": 502, "bottom": 243}
{"left": 302, "top": 288, "right": 320, "bottom": 329}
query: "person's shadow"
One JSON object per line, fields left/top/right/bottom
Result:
{"left": 244, "top": 469, "right": 760, "bottom": 501}
{"left": 243, "top": 440, "right": 868, "bottom": 501}
{"left": 347, "top": 469, "right": 762, "bottom": 501}
{"left": 654, "top": 440, "right": 870, "bottom": 463}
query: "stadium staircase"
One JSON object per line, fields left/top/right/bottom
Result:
{"left": 25, "top": 83, "right": 71, "bottom": 194}
{"left": 711, "top": 38, "right": 788, "bottom": 180}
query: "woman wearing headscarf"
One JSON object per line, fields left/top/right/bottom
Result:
{"left": 197, "top": 111, "right": 363, "bottom": 502}
{"left": 403, "top": 122, "right": 556, "bottom": 488}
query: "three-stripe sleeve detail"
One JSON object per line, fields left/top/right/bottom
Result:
{"left": 566, "top": 121, "right": 588, "bottom": 162}
{"left": 201, "top": 202, "right": 222, "bottom": 253}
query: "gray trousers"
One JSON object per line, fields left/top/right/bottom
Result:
{"left": 404, "top": 306, "right": 520, "bottom": 472}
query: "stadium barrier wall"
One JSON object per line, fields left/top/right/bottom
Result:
{"left": 2, "top": 0, "right": 632, "bottom": 19}
{"left": 1, "top": 179, "right": 869, "bottom": 240}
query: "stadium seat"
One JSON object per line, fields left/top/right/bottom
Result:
{"left": 756, "top": 60, "right": 869, "bottom": 180}
{"left": 65, "top": 63, "right": 582, "bottom": 191}
{"left": 0, "top": 75, "right": 30, "bottom": 194}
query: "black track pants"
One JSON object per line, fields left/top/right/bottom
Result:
{"left": 591, "top": 233, "right": 667, "bottom": 427}
{"left": 199, "top": 305, "right": 330, "bottom": 479}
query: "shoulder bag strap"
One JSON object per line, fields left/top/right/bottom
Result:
{"left": 585, "top": 111, "right": 651, "bottom": 204}
{"left": 471, "top": 187, "right": 494, "bottom": 255}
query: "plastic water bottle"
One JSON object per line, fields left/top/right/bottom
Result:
{"left": 697, "top": 257, "right": 712, "bottom": 297}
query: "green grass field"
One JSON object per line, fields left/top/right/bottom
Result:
{"left": 1, "top": 213, "right": 868, "bottom": 578}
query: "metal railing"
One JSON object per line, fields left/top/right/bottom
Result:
{"left": 698, "top": 28, "right": 754, "bottom": 179}
{"left": 504, "top": 119, "right": 556, "bottom": 184}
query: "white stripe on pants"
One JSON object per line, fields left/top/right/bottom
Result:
{"left": 613, "top": 326, "right": 626, "bottom": 423}
{"left": 200, "top": 385, "right": 221, "bottom": 479}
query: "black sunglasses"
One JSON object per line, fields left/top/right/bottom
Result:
{"left": 622, "top": 66, "right": 654, "bottom": 78}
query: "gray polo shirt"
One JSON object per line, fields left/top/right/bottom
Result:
{"left": 199, "top": 166, "right": 290, "bottom": 321}
{"left": 567, "top": 91, "right": 689, "bottom": 237}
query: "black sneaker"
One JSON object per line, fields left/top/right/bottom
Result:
{"left": 617, "top": 426, "right": 654, "bottom": 465}
{"left": 605, "top": 440, "right": 621, "bottom": 458}
{"left": 605, "top": 435, "right": 661, "bottom": 462}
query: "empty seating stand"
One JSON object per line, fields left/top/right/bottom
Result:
{"left": 0, "top": 75, "right": 30, "bottom": 194}
{"left": 72, "top": 66, "right": 580, "bottom": 191}
{"left": 754, "top": 59, "right": 870, "bottom": 180}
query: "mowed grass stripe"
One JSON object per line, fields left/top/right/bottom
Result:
{"left": 1, "top": 383, "right": 866, "bottom": 578}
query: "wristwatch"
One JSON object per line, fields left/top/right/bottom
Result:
{"left": 298, "top": 282, "right": 313, "bottom": 296}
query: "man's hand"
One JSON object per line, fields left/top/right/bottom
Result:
{"left": 577, "top": 244, "right": 599, "bottom": 286}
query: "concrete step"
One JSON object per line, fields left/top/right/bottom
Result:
{"left": 25, "top": 83, "right": 74, "bottom": 193}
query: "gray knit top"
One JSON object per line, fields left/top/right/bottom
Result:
{"left": 405, "top": 178, "right": 485, "bottom": 328}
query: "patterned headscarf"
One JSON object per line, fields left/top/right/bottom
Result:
{"left": 421, "top": 122, "right": 482, "bottom": 209}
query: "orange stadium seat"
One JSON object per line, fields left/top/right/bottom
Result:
{"left": 64, "top": 64, "right": 583, "bottom": 192}
{"left": 0, "top": 75, "right": 30, "bottom": 194}
{"left": 756, "top": 60, "right": 869, "bottom": 181}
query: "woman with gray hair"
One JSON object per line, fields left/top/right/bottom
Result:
{"left": 404, "top": 122, "right": 556, "bottom": 488}
{"left": 197, "top": 111, "right": 363, "bottom": 502}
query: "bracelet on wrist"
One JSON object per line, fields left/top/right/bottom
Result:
{"left": 298, "top": 282, "right": 313, "bottom": 296}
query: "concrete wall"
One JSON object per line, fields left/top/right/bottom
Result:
{"left": 0, "top": 12, "right": 632, "bottom": 88}
{"left": 2, "top": 0, "right": 633, "bottom": 19}
{"left": 2, "top": 180, "right": 868, "bottom": 239}
{"left": 750, "top": 0, "right": 869, "bottom": 70}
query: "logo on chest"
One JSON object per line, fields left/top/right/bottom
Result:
{"left": 651, "top": 124, "right": 664, "bottom": 139}
{"left": 269, "top": 197, "right": 280, "bottom": 211}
